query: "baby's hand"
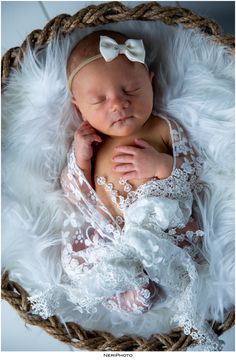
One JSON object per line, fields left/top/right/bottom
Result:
{"left": 112, "top": 138, "right": 173, "bottom": 181}
{"left": 74, "top": 121, "right": 102, "bottom": 168}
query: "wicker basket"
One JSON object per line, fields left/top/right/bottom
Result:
{"left": 1, "top": 1, "right": 235, "bottom": 351}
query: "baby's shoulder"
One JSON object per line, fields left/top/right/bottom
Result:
{"left": 148, "top": 114, "right": 172, "bottom": 147}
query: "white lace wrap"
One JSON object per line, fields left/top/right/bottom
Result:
{"left": 27, "top": 116, "right": 223, "bottom": 350}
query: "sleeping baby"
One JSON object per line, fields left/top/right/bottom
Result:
{"left": 60, "top": 30, "right": 204, "bottom": 317}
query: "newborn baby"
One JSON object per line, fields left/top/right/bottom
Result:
{"left": 61, "top": 30, "right": 203, "bottom": 314}
{"left": 67, "top": 30, "right": 173, "bottom": 217}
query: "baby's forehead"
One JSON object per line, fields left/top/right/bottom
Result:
{"left": 73, "top": 61, "right": 145, "bottom": 96}
{"left": 79, "top": 56, "right": 142, "bottom": 78}
{"left": 67, "top": 31, "right": 128, "bottom": 75}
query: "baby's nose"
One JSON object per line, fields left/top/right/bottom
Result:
{"left": 110, "top": 96, "right": 130, "bottom": 112}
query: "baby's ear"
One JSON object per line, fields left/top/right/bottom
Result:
{"left": 149, "top": 71, "right": 155, "bottom": 83}
{"left": 71, "top": 96, "right": 81, "bottom": 112}
{"left": 71, "top": 95, "right": 78, "bottom": 106}
{"left": 71, "top": 97, "right": 84, "bottom": 118}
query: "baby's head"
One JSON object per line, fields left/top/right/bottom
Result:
{"left": 67, "top": 30, "right": 154, "bottom": 137}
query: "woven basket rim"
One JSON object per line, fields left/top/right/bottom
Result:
{"left": 1, "top": 1, "right": 234, "bottom": 88}
{"left": 1, "top": 1, "right": 235, "bottom": 351}
{"left": 2, "top": 271, "right": 235, "bottom": 351}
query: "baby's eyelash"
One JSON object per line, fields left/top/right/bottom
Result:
{"left": 124, "top": 88, "right": 141, "bottom": 95}
{"left": 91, "top": 98, "right": 106, "bottom": 105}
{"left": 90, "top": 89, "right": 141, "bottom": 104}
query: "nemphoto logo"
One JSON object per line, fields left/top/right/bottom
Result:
{"left": 103, "top": 354, "right": 133, "bottom": 357}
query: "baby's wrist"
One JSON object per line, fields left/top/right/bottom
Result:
{"left": 154, "top": 154, "right": 173, "bottom": 179}
{"left": 76, "top": 158, "right": 93, "bottom": 186}
{"left": 76, "top": 157, "right": 91, "bottom": 172}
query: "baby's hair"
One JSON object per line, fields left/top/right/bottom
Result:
{"left": 67, "top": 30, "right": 128, "bottom": 78}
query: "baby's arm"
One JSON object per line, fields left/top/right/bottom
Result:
{"left": 60, "top": 121, "right": 102, "bottom": 203}
{"left": 73, "top": 121, "right": 102, "bottom": 186}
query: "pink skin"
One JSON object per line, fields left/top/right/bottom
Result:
{"left": 73, "top": 121, "right": 102, "bottom": 166}
{"left": 112, "top": 138, "right": 173, "bottom": 181}
{"left": 109, "top": 279, "right": 162, "bottom": 313}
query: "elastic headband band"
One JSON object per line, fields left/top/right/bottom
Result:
{"left": 68, "top": 54, "right": 102, "bottom": 92}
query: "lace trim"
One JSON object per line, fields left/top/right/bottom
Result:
{"left": 28, "top": 285, "right": 224, "bottom": 350}
{"left": 180, "top": 318, "right": 224, "bottom": 351}
{"left": 29, "top": 287, "right": 61, "bottom": 319}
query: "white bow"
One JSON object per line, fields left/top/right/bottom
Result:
{"left": 99, "top": 36, "right": 146, "bottom": 65}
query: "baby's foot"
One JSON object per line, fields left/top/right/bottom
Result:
{"left": 107, "top": 280, "right": 162, "bottom": 314}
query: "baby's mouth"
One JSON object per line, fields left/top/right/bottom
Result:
{"left": 112, "top": 116, "right": 133, "bottom": 125}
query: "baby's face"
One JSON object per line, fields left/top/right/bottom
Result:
{"left": 71, "top": 56, "right": 154, "bottom": 138}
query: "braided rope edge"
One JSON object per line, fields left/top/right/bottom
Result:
{"left": 1, "top": 1, "right": 234, "bottom": 88}
{"left": 1, "top": 272, "right": 235, "bottom": 351}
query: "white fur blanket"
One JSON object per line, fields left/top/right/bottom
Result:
{"left": 2, "top": 19, "right": 234, "bottom": 339}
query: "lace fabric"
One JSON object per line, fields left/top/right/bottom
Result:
{"left": 28, "top": 115, "right": 222, "bottom": 350}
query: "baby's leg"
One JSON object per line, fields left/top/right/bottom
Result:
{"left": 107, "top": 279, "right": 163, "bottom": 314}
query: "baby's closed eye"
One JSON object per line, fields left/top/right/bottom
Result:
{"left": 91, "top": 96, "right": 106, "bottom": 105}
{"left": 123, "top": 86, "right": 142, "bottom": 96}
{"left": 123, "top": 87, "right": 141, "bottom": 95}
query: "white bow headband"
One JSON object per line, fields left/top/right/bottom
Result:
{"left": 68, "top": 35, "right": 147, "bottom": 91}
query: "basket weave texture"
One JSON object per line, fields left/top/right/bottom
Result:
{"left": 1, "top": 1, "right": 235, "bottom": 351}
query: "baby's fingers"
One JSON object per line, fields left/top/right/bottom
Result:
{"left": 78, "top": 121, "right": 96, "bottom": 132}
{"left": 85, "top": 133, "right": 102, "bottom": 144}
{"left": 80, "top": 120, "right": 92, "bottom": 127}
{"left": 112, "top": 155, "right": 133, "bottom": 163}
{"left": 134, "top": 138, "right": 153, "bottom": 149}
{"left": 114, "top": 145, "right": 137, "bottom": 155}
{"left": 78, "top": 128, "right": 98, "bottom": 136}
{"left": 113, "top": 164, "right": 134, "bottom": 172}
{"left": 121, "top": 171, "right": 139, "bottom": 181}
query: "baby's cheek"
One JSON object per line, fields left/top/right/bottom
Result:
{"left": 136, "top": 95, "right": 152, "bottom": 113}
